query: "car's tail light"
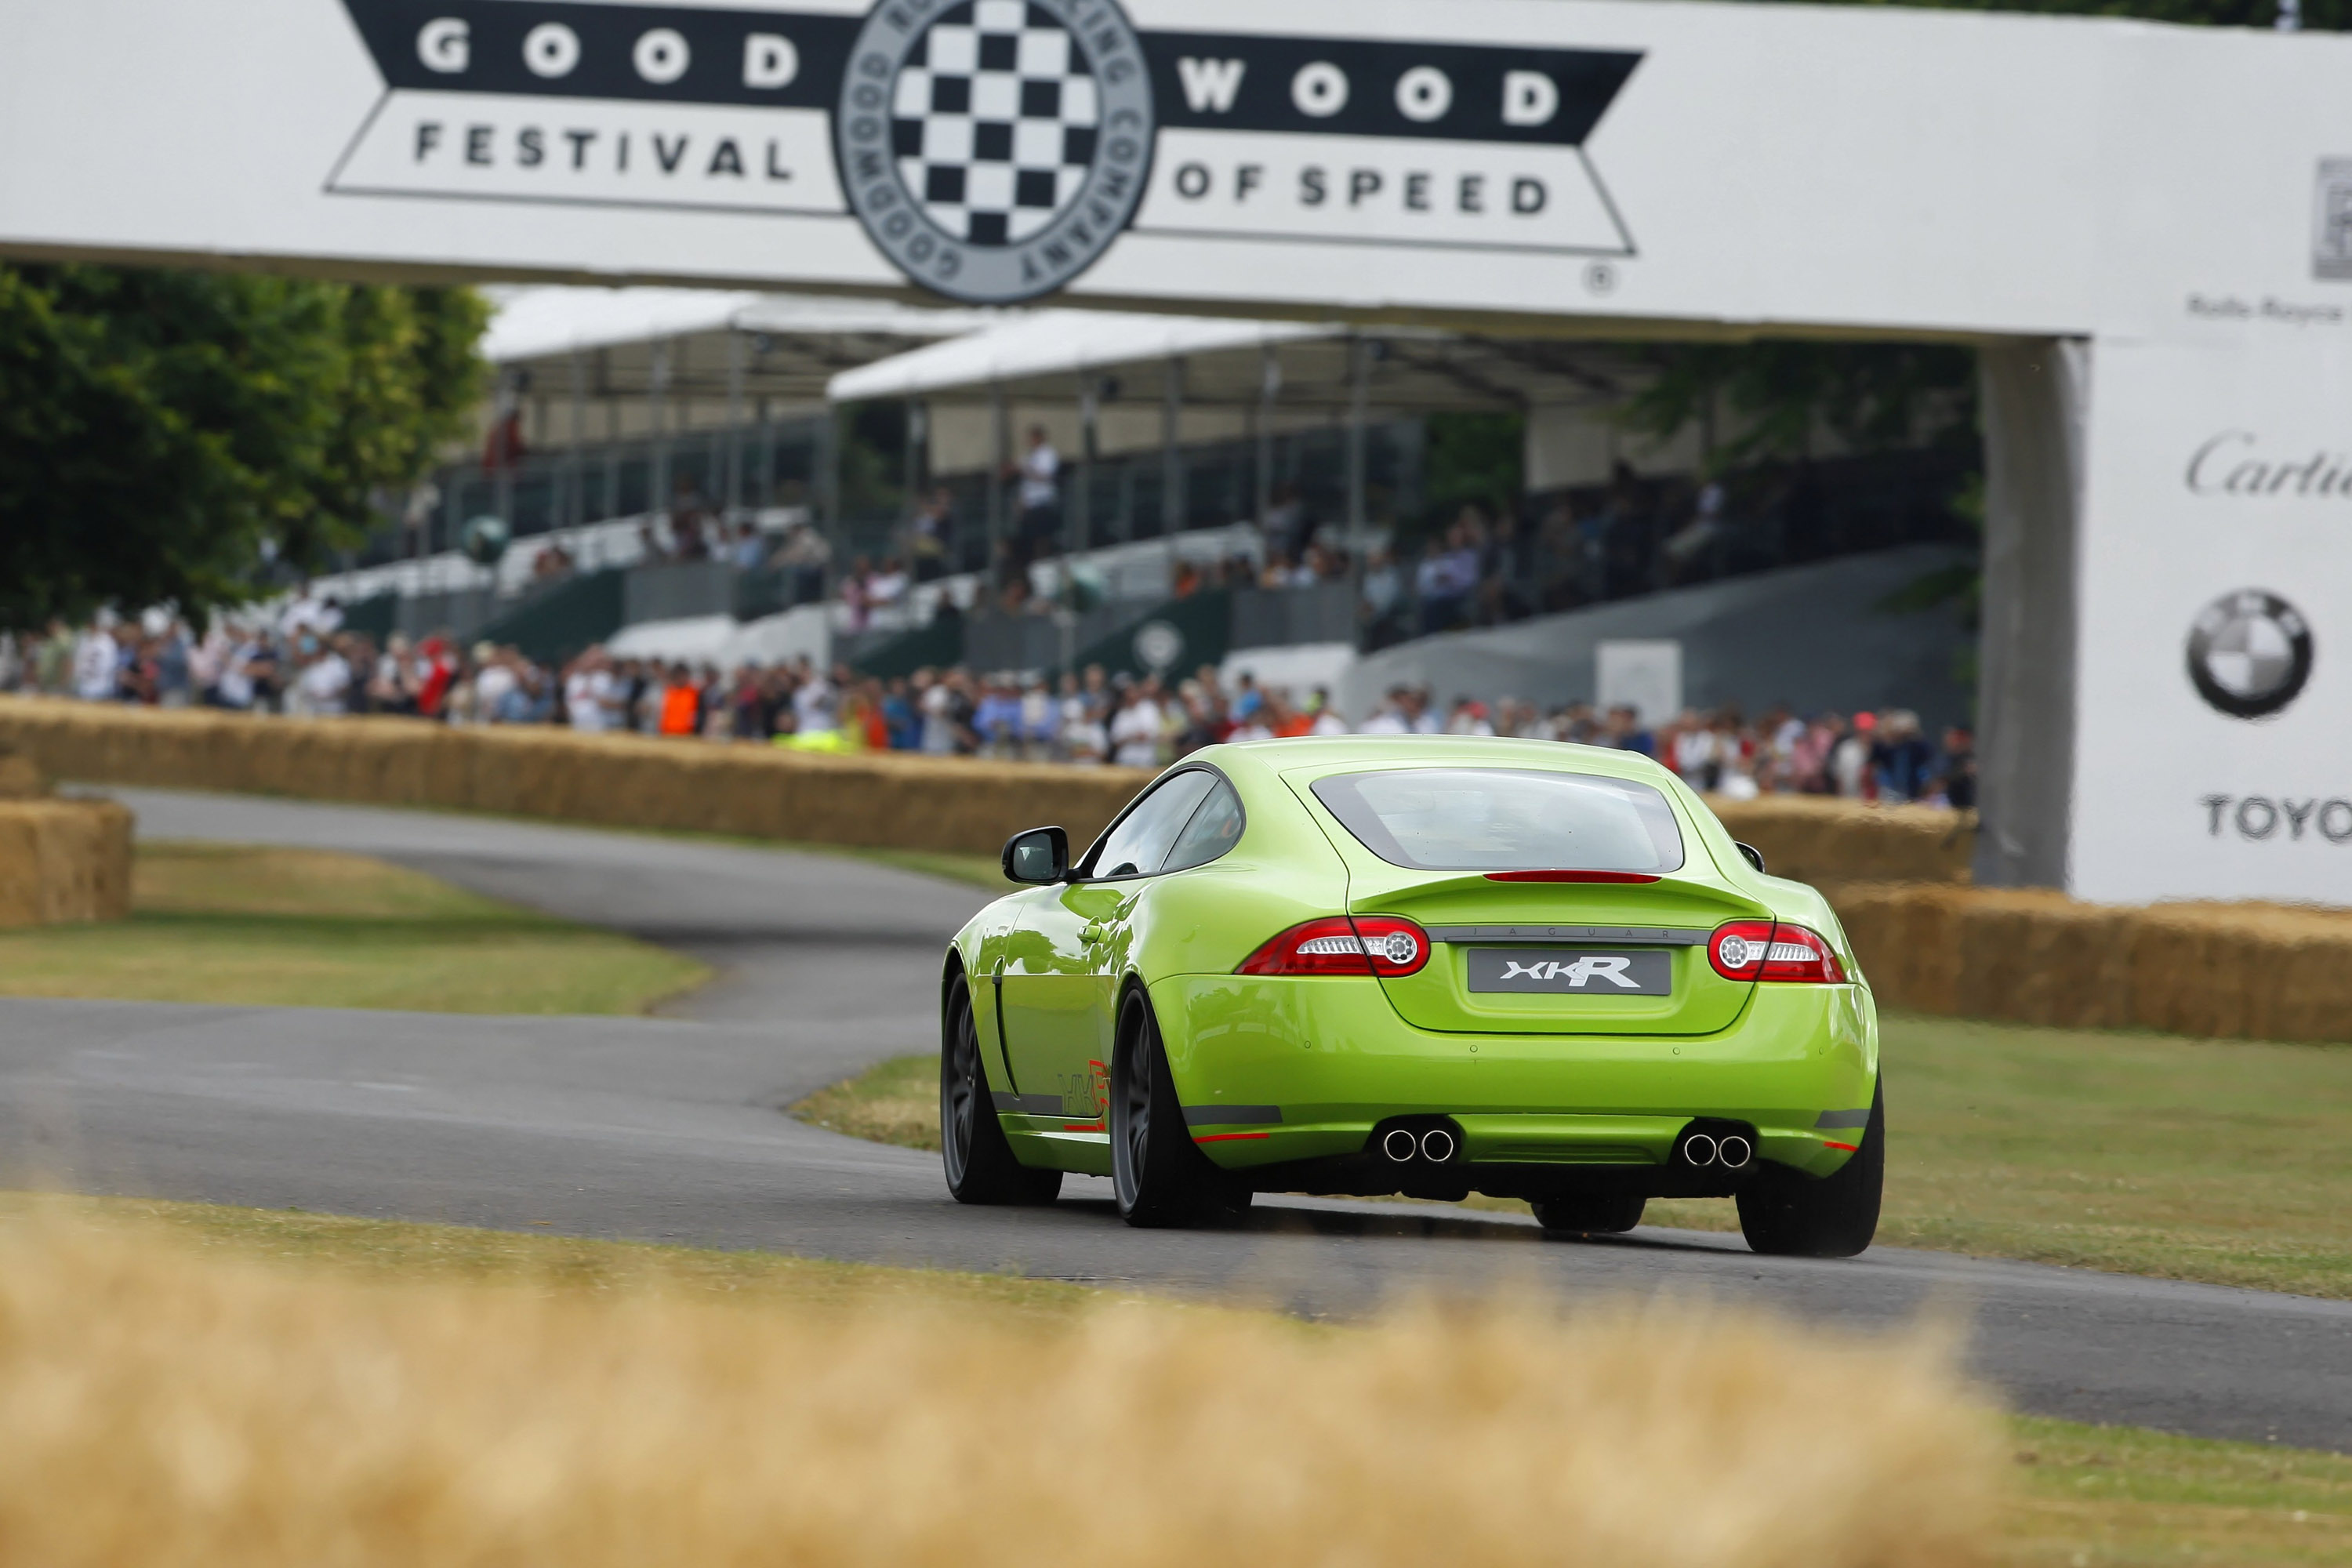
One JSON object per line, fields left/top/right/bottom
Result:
{"left": 1352, "top": 916, "right": 1431, "bottom": 975}
{"left": 1484, "top": 869, "right": 1661, "bottom": 884}
{"left": 1708, "top": 920, "right": 1846, "bottom": 983}
{"left": 1237, "top": 916, "right": 1432, "bottom": 978}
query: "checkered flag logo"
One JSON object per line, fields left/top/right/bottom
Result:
{"left": 890, "top": 0, "right": 1100, "bottom": 249}
{"left": 839, "top": 0, "right": 1150, "bottom": 302}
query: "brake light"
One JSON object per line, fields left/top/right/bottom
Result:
{"left": 1708, "top": 920, "right": 1846, "bottom": 983}
{"left": 1484, "top": 869, "right": 1661, "bottom": 884}
{"left": 1237, "top": 916, "right": 1432, "bottom": 978}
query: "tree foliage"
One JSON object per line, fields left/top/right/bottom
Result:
{"left": 1421, "top": 410, "right": 1526, "bottom": 530}
{"left": 0, "top": 264, "right": 487, "bottom": 629}
{"left": 1613, "top": 340, "right": 1980, "bottom": 472}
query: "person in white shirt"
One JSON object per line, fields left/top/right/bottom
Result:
{"left": 73, "top": 624, "right": 121, "bottom": 701}
{"left": 470, "top": 644, "right": 517, "bottom": 724}
{"left": 1013, "top": 426, "right": 1062, "bottom": 561}
{"left": 565, "top": 649, "right": 617, "bottom": 733}
{"left": 866, "top": 558, "right": 911, "bottom": 612}
{"left": 1359, "top": 685, "right": 1410, "bottom": 736}
{"left": 1308, "top": 687, "right": 1349, "bottom": 736}
{"left": 1108, "top": 683, "right": 1162, "bottom": 769}
{"left": 793, "top": 664, "right": 837, "bottom": 735}
{"left": 294, "top": 640, "right": 353, "bottom": 716}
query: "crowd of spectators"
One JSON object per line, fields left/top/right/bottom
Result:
{"left": 1, "top": 597, "right": 1973, "bottom": 806}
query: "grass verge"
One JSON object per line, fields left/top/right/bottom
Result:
{"left": 0, "top": 1192, "right": 1999, "bottom": 1568}
{"left": 793, "top": 1050, "right": 939, "bottom": 1150}
{"left": 0, "top": 841, "right": 707, "bottom": 1014}
{"left": 796, "top": 1009, "right": 2352, "bottom": 1302}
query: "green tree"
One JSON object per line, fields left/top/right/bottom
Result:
{"left": 1421, "top": 409, "right": 1526, "bottom": 532}
{"left": 0, "top": 264, "right": 487, "bottom": 629}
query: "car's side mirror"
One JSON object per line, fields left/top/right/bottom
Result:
{"left": 1735, "top": 841, "right": 1766, "bottom": 874}
{"left": 1002, "top": 826, "right": 1070, "bottom": 884}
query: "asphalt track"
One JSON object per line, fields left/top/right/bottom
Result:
{"left": 5, "top": 786, "right": 2349, "bottom": 1453}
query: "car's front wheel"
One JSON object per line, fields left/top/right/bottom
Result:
{"left": 941, "top": 971, "right": 1062, "bottom": 1207}
{"left": 1110, "top": 986, "right": 1245, "bottom": 1228}
{"left": 1532, "top": 1196, "right": 1646, "bottom": 1237}
{"left": 1735, "top": 1079, "right": 1883, "bottom": 1258}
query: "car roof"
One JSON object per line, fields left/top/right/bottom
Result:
{"left": 1195, "top": 735, "right": 1680, "bottom": 785}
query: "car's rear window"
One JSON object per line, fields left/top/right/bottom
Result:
{"left": 1309, "top": 768, "right": 1686, "bottom": 873}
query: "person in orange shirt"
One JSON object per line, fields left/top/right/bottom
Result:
{"left": 657, "top": 663, "right": 701, "bottom": 737}
{"left": 1269, "top": 688, "right": 1315, "bottom": 739}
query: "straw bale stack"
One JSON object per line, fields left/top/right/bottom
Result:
{"left": 0, "top": 698, "right": 1147, "bottom": 857}
{"left": 0, "top": 798, "right": 132, "bottom": 928}
{"left": 9, "top": 697, "right": 2350, "bottom": 1041}
{"left": 1822, "top": 881, "right": 2352, "bottom": 1044}
{"left": 1710, "top": 794, "right": 1973, "bottom": 884}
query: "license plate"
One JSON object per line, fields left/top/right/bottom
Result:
{"left": 1467, "top": 948, "right": 1673, "bottom": 996}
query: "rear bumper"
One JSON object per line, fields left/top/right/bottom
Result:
{"left": 1146, "top": 972, "right": 1877, "bottom": 1185}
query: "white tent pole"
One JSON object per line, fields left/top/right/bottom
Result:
{"left": 903, "top": 397, "right": 925, "bottom": 524}
{"left": 818, "top": 403, "right": 841, "bottom": 593}
{"left": 988, "top": 382, "right": 1007, "bottom": 592}
{"left": 1162, "top": 355, "right": 1185, "bottom": 579}
{"left": 724, "top": 328, "right": 746, "bottom": 520}
{"left": 599, "top": 349, "right": 619, "bottom": 524}
{"left": 648, "top": 339, "right": 671, "bottom": 532}
{"left": 567, "top": 348, "right": 586, "bottom": 532}
{"left": 1256, "top": 345, "right": 1279, "bottom": 529}
{"left": 1074, "top": 376, "right": 1094, "bottom": 557}
{"left": 754, "top": 394, "right": 772, "bottom": 511}
{"left": 1346, "top": 334, "right": 1370, "bottom": 543}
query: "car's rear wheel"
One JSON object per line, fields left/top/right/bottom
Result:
{"left": 941, "top": 971, "right": 1062, "bottom": 1207}
{"left": 1736, "top": 1078, "right": 1883, "bottom": 1258}
{"left": 1531, "top": 1196, "right": 1646, "bottom": 1236}
{"left": 1110, "top": 986, "right": 1245, "bottom": 1227}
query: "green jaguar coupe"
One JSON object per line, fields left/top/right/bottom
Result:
{"left": 939, "top": 736, "right": 1883, "bottom": 1256}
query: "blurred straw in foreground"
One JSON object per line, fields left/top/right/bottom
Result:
{"left": 0, "top": 1212, "right": 2002, "bottom": 1567}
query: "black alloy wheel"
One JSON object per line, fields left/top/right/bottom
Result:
{"left": 1531, "top": 1196, "right": 1647, "bottom": 1237}
{"left": 1735, "top": 1077, "right": 1884, "bottom": 1258}
{"left": 941, "top": 971, "right": 1062, "bottom": 1206}
{"left": 1109, "top": 987, "right": 1247, "bottom": 1227}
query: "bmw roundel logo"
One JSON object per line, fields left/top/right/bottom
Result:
{"left": 835, "top": 0, "right": 1155, "bottom": 305}
{"left": 2186, "top": 589, "right": 2314, "bottom": 720}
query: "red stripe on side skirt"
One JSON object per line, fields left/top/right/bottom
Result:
{"left": 1822, "top": 1140, "right": 1858, "bottom": 1152}
{"left": 1062, "top": 1123, "right": 1104, "bottom": 1132}
{"left": 1193, "top": 1131, "right": 1272, "bottom": 1143}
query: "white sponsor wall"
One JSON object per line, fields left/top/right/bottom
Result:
{"left": 2074, "top": 334, "right": 2352, "bottom": 904}
{"left": 4, "top": 0, "right": 2352, "bottom": 902}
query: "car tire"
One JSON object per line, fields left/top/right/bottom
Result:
{"left": 941, "top": 971, "right": 1062, "bottom": 1207}
{"left": 1531, "top": 1196, "right": 1646, "bottom": 1236}
{"left": 1735, "top": 1078, "right": 1884, "bottom": 1258}
{"left": 1110, "top": 985, "right": 1239, "bottom": 1228}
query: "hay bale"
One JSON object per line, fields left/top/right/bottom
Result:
{"left": 2129, "top": 902, "right": 2352, "bottom": 1044}
{"left": 1820, "top": 883, "right": 1963, "bottom": 1014}
{"left": 0, "top": 750, "right": 47, "bottom": 800}
{"left": 0, "top": 799, "right": 133, "bottom": 928}
{"left": 1711, "top": 796, "right": 1973, "bottom": 885}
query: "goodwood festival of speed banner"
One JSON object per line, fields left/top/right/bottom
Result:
{"left": 328, "top": 0, "right": 1642, "bottom": 303}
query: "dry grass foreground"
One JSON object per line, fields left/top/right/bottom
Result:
{"left": 0, "top": 842, "right": 706, "bottom": 1014}
{"left": 0, "top": 1205, "right": 2002, "bottom": 1568}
